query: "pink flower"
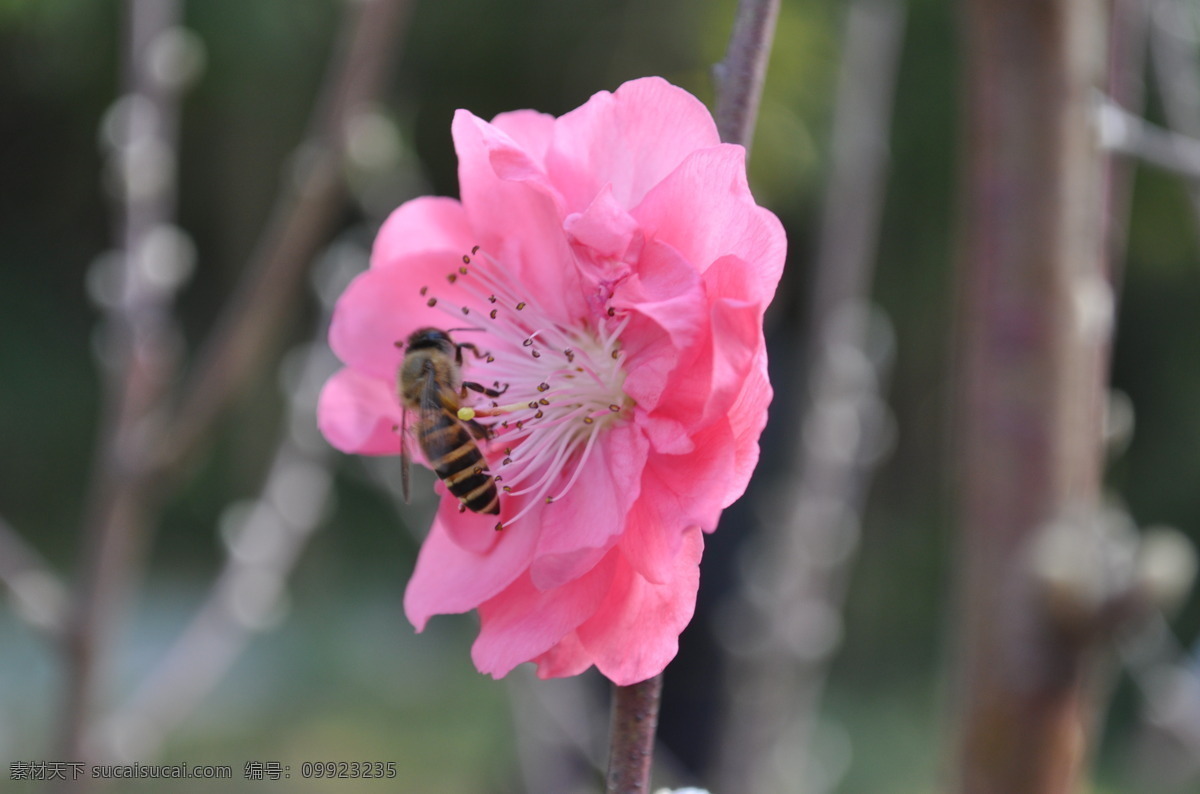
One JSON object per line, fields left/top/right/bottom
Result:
{"left": 318, "top": 77, "right": 785, "bottom": 685}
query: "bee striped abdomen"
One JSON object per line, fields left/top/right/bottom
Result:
{"left": 420, "top": 409, "right": 500, "bottom": 515}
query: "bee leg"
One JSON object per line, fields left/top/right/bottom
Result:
{"left": 456, "top": 342, "right": 491, "bottom": 362}
{"left": 462, "top": 380, "right": 509, "bottom": 399}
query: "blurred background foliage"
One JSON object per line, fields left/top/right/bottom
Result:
{"left": 0, "top": 0, "right": 1198, "bottom": 792}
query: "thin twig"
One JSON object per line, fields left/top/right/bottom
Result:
{"left": 160, "top": 0, "right": 412, "bottom": 476}
{"left": 1151, "top": 0, "right": 1200, "bottom": 139}
{"left": 1149, "top": 0, "right": 1200, "bottom": 232}
{"left": 714, "top": 0, "right": 781, "bottom": 149}
{"left": 60, "top": 0, "right": 188, "bottom": 765}
{"left": 1100, "top": 97, "right": 1200, "bottom": 180}
{"left": 1102, "top": 0, "right": 1152, "bottom": 282}
{"left": 58, "top": 0, "right": 412, "bottom": 770}
{"left": 715, "top": 2, "right": 905, "bottom": 792}
{"left": 0, "top": 516, "right": 69, "bottom": 638}
{"left": 605, "top": 675, "right": 664, "bottom": 794}
{"left": 100, "top": 321, "right": 338, "bottom": 760}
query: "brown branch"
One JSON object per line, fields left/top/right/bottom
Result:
{"left": 952, "top": 0, "right": 1115, "bottom": 791}
{"left": 605, "top": 675, "right": 663, "bottom": 794}
{"left": 714, "top": 0, "right": 781, "bottom": 149}
{"left": 159, "top": 0, "right": 412, "bottom": 475}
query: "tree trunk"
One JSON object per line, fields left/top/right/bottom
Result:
{"left": 953, "top": 1, "right": 1112, "bottom": 792}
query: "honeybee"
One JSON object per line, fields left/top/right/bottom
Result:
{"left": 397, "top": 327, "right": 506, "bottom": 515}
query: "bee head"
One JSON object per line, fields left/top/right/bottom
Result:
{"left": 404, "top": 327, "right": 456, "bottom": 354}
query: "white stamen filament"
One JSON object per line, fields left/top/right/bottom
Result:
{"left": 420, "top": 246, "right": 631, "bottom": 528}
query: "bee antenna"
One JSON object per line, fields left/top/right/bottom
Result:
{"left": 445, "top": 326, "right": 485, "bottom": 334}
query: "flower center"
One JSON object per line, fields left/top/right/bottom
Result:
{"left": 419, "top": 246, "right": 632, "bottom": 529}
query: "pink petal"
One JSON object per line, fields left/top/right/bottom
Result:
{"left": 618, "top": 486, "right": 681, "bottom": 587}
{"left": 329, "top": 254, "right": 491, "bottom": 381}
{"left": 472, "top": 552, "right": 617, "bottom": 678}
{"left": 637, "top": 412, "right": 694, "bottom": 455}
{"left": 546, "top": 77, "right": 721, "bottom": 213}
{"left": 620, "top": 423, "right": 735, "bottom": 584}
{"left": 372, "top": 196, "right": 474, "bottom": 267}
{"left": 431, "top": 486, "right": 504, "bottom": 555}
{"left": 452, "top": 110, "right": 588, "bottom": 323}
{"left": 645, "top": 257, "right": 763, "bottom": 431}
{"left": 403, "top": 510, "right": 540, "bottom": 630}
{"left": 564, "top": 183, "right": 642, "bottom": 262}
{"left": 529, "top": 423, "right": 649, "bottom": 589}
{"left": 632, "top": 145, "right": 786, "bottom": 302}
{"left": 577, "top": 528, "right": 704, "bottom": 686}
{"left": 317, "top": 367, "right": 402, "bottom": 455}
{"left": 702, "top": 286, "right": 766, "bottom": 427}
{"left": 528, "top": 544, "right": 611, "bottom": 594}
{"left": 613, "top": 240, "right": 708, "bottom": 412}
{"left": 656, "top": 420, "right": 737, "bottom": 530}
{"left": 489, "top": 109, "right": 556, "bottom": 163}
{"left": 723, "top": 347, "right": 773, "bottom": 509}
{"left": 533, "top": 630, "right": 594, "bottom": 679}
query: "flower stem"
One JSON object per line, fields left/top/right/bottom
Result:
{"left": 604, "top": 674, "right": 664, "bottom": 794}
{"left": 714, "top": 0, "right": 781, "bottom": 149}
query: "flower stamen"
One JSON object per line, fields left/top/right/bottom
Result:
{"left": 415, "top": 246, "right": 633, "bottom": 528}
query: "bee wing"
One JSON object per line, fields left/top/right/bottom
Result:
{"left": 419, "top": 366, "right": 456, "bottom": 432}
{"left": 399, "top": 405, "right": 412, "bottom": 504}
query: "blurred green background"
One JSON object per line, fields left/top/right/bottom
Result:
{"left": 2, "top": 0, "right": 1199, "bottom": 792}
